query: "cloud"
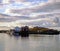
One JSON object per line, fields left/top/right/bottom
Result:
{"left": 14, "top": 0, "right": 48, "bottom": 2}
{"left": 56, "top": 0, "right": 60, "bottom": 2}
{"left": 4, "top": 2, "right": 60, "bottom": 17}
{"left": 2, "top": 0, "right": 10, "bottom": 4}
{"left": 4, "top": 2, "right": 47, "bottom": 15}
{"left": 0, "top": 0, "right": 60, "bottom": 27}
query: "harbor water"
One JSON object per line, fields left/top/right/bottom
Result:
{"left": 0, "top": 33, "right": 60, "bottom": 51}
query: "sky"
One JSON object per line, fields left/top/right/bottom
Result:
{"left": 0, "top": 0, "right": 58, "bottom": 15}
{"left": 0, "top": 0, "right": 60, "bottom": 27}
{"left": 0, "top": 0, "right": 48, "bottom": 14}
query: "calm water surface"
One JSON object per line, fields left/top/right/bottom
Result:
{"left": 0, "top": 33, "right": 60, "bottom": 51}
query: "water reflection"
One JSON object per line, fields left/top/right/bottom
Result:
{"left": 0, "top": 34, "right": 60, "bottom": 51}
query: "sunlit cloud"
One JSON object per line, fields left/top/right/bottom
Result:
{"left": 2, "top": 0, "right": 10, "bottom": 4}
